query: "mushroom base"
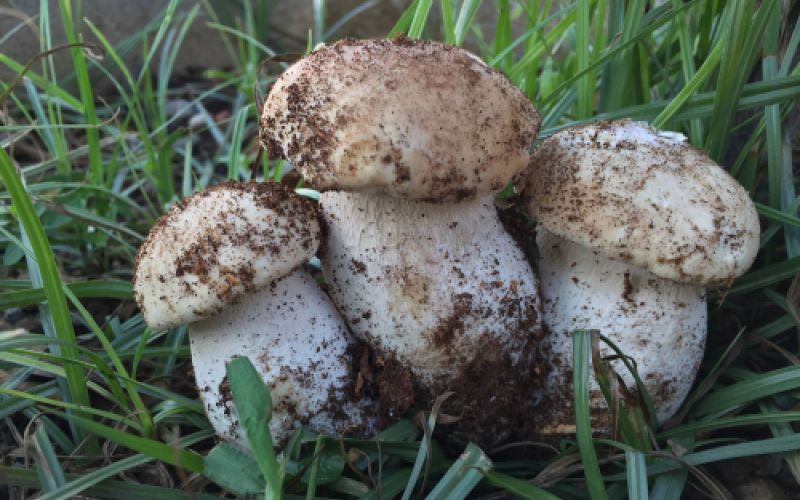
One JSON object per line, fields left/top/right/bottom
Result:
{"left": 529, "top": 229, "right": 707, "bottom": 437}
{"left": 352, "top": 339, "right": 541, "bottom": 451}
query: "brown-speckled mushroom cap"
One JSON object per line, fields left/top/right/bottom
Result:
{"left": 520, "top": 120, "right": 760, "bottom": 287}
{"left": 260, "top": 37, "right": 540, "bottom": 202}
{"left": 133, "top": 181, "right": 320, "bottom": 330}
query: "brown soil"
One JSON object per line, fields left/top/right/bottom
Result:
{"left": 351, "top": 331, "right": 543, "bottom": 451}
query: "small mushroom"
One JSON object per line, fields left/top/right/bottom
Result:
{"left": 133, "top": 181, "right": 374, "bottom": 448}
{"left": 261, "top": 38, "right": 544, "bottom": 447}
{"left": 518, "top": 120, "right": 760, "bottom": 434}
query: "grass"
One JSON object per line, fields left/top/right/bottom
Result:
{"left": 1, "top": 0, "right": 800, "bottom": 497}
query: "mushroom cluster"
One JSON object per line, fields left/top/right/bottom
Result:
{"left": 132, "top": 39, "right": 760, "bottom": 451}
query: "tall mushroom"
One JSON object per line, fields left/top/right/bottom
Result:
{"left": 260, "top": 38, "right": 543, "bottom": 447}
{"left": 133, "top": 181, "right": 374, "bottom": 448}
{"left": 517, "top": 120, "right": 760, "bottom": 434}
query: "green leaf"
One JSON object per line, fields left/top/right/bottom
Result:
{"left": 300, "top": 439, "right": 345, "bottom": 486}
{"left": 204, "top": 442, "right": 265, "bottom": 495}
{"left": 226, "top": 356, "right": 283, "bottom": 499}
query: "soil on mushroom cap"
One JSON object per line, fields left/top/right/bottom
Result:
{"left": 132, "top": 180, "right": 320, "bottom": 320}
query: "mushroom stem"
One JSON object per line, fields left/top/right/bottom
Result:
{"left": 534, "top": 228, "right": 706, "bottom": 435}
{"left": 189, "top": 268, "right": 374, "bottom": 449}
{"left": 319, "top": 191, "right": 543, "bottom": 446}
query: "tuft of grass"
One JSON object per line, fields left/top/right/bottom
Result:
{"left": 1, "top": 0, "right": 800, "bottom": 498}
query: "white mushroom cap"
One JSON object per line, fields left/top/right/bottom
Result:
{"left": 261, "top": 38, "right": 540, "bottom": 202}
{"left": 521, "top": 120, "right": 759, "bottom": 287}
{"left": 133, "top": 181, "right": 320, "bottom": 330}
{"left": 533, "top": 228, "right": 706, "bottom": 434}
{"left": 190, "top": 269, "right": 376, "bottom": 449}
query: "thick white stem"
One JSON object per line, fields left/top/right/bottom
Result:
{"left": 534, "top": 229, "right": 707, "bottom": 435}
{"left": 319, "top": 191, "right": 543, "bottom": 446}
{"left": 189, "top": 268, "right": 374, "bottom": 449}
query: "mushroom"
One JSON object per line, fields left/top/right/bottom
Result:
{"left": 260, "top": 38, "right": 544, "bottom": 447}
{"left": 517, "top": 120, "right": 760, "bottom": 434}
{"left": 133, "top": 181, "right": 374, "bottom": 448}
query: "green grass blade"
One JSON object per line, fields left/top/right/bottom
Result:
{"left": 648, "top": 464, "right": 688, "bottom": 500}
{"left": 55, "top": 411, "right": 204, "bottom": 473}
{"left": 3, "top": 430, "right": 213, "bottom": 500}
{"left": 683, "top": 433, "right": 800, "bottom": 468}
{"left": 0, "top": 55, "right": 83, "bottom": 111}
{"left": 670, "top": 0, "right": 702, "bottom": 144}
{"left": 441, "top": 0, "right": 456, "bottom": 44}
{"left": 388, "top": 0, "right": 420, "bottom": 38}
{"left": 760, "top": 402, "right": 800, "bottom": 486}
{"left": 0, "top": 387, "right": 141, "bottom": 429}
{"left": 652, "top": 39, "right": 723, "bottom": 128}
{"left": 423, "top": 442, "right": 492, "bottom": 500}
{"left": 660, "top": 411, "right": 800, "bottom": 439}
{"left": 756, "top": 202, "right": 800, "bottom": 227}
{"left": 0, "top": 331, "right": 69, "bottom": 350}
{"left": 62, "top": 284, "right": 155, "bottom": 437}
{"left": 573, "top": 329, "right": 608, "bottom": 500}
{"left": 409, "top": 0, "right": 434, "bottom": 39}
{"left": 729, "top": 256, "right": 800, "bottom": 295}
{"left": 401, "top": 405, "right": 441, "bottom": 500}
{"left": 56, "top": 0, "right": 103, "bottom": 186}
{"left": 575, "top": 0, "right": 592, "bottom": 118}
{"left": 32, "top": 423, "right": 66, "bottom": 492}
{"left": 313, "top": 0, "right": 326, "bottom": 44}
{"left": 0, "top": 280, "right": 132, "bottom": 309}
{"left": 0, "top": 148, "right": 94, "bottom": 449}
{"left": 38, "top": 454, "right": 151, "bottom": 500}
{"left": 454, "top": 0, "right": 483, "bottom": 46}
{"left": 690, "top": 366, "right": 800, "bottom": 416}
{"left": 483, "top": 471, "right": 561, "bottom": 499}
{"left": 705, "top": 0, "right": 775, "bottom": 162}
{"left": 227, "top": 106, "right": 251, "bottom": 180}
{"left": 492, "top": 0, "right": 512, "bottom": 73}
{"left": 625, "top": 450, "right": 648, "bottom": 500}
